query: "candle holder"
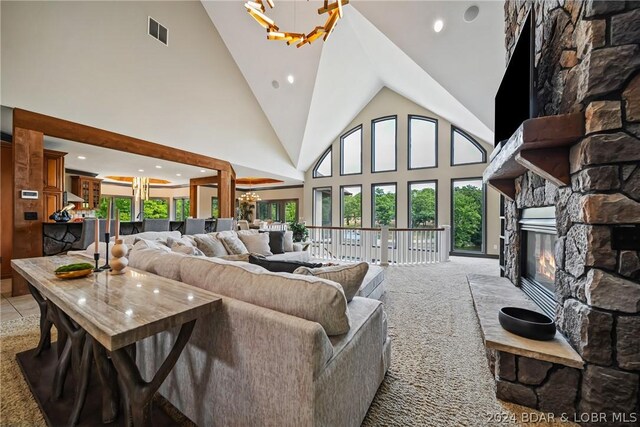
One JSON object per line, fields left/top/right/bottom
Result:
{"left": 93, "top": 252, "right": 101, "bottom": 272}
{"left": 100, "top": 232, "right": 111, "bottom": 271}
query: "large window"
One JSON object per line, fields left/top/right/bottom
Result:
{"left": 174, "top": 197, "right": 190, "bottom": 221}
{"left": 372, "top": 116, "right": 397, "bottom": 172}
{"left": 452, "top": 179, "right": 484, "bottom": 252}
{"left": 409, "top": 116, "right": 437, "bottom": 169}
{"left": 340, "top": 185, "right": 362, "bottom": 228}
{"left": 451, "top": 127, "right": 486, "bottom": 166}
{"left": 371, "top": 183, "right": 397, "bottom": 227}
{"left": 313, "top": 188, "right": 332, "bottom": 226}
{"left": 408, "top": 181, "right": 437, "bottom": 228}
{"left": 340, "top": 125, "right": 362, "bottom": 175}
{"left": 96, "top": 196, "right": 133, "bottom": 221}
{"left": 211, "top": 197, "right": 219, "bottom": 218}
{"left": 256, "top": 199, "right": 298, "bottom": 223}
{"left": 313, "top": 148, "right": 332, "bottom": 178}
{"left": 143, "top": 198, "right": 169, "bottom": 219}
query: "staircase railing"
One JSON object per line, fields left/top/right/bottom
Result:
{"left": 306, "top": 225, "right": 450, "bottom": 265}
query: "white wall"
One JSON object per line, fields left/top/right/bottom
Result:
{"left": 1, "top": 1, "right": 301, "bottom": 181}
{"left": 303, "top": 87, "right": 500, "bottom": 256}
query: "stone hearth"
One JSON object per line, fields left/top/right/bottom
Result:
{"left": 497, "top": 1, "right": 640, "bottom": 425}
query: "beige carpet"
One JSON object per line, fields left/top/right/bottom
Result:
{"left": 1, "top": 257, "right": 574, "bottom": 426}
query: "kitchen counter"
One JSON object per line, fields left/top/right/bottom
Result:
{"left": 43, "top": 220, "right": 216, "bottom": 256}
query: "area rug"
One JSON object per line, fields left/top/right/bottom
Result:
{"left": 1, "top": 257, "right": 575, "bottom": 426}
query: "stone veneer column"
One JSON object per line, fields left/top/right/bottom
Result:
{"left": 503, "top": 1, "right": 640, "bottom": 424}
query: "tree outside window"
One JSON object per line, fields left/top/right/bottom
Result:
{"left": 143, "top": 198, "right": 169, "bottom": 219}
{"left": 341, "top": 186, "right": 362, "bottom": 228}
{"left": 372, "top": 184, "right": 396, "bottom": 227}
{"left": 409, "top": 182, "right": 436, "bottom": 228}
{"left": 452, "top": 179, "right": 483, "bottom": 252}
{"left": 96, "top": 196, "right": 132, "bottom": 221}
{"left": 211, "top": 197, "right": 219, "bottom": 218}
{"left": 175, "top": 198, "right": 190, "bottom": 221}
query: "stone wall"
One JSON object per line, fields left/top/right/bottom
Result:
{"left": 503, "top": 1, "right": 640, "bottom": 424}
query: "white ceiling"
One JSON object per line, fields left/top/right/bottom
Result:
{"left": 202, "top": 0, "right": 504, "bottom": 172}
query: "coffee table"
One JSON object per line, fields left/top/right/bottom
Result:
{"left": 12, "top": 255, "right": 221, "bottom": 427}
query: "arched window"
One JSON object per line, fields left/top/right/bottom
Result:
{"left": 313, "top": 148, "right": 332, "bottom": 178}
{"left": 451, "top": 127, "right": 486, "bottom": 166}
{"left": 408, "top": 116, "right": 437, "bottom": 169}
{"left": 372, "top": 116, "right": 397, "bottom": 172}
{"left": 340, "top": 125, "right": 362, "bottom": 175}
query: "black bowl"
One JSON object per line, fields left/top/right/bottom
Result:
{"left": 498, "top": 307, "right": 556, "bottom": 341}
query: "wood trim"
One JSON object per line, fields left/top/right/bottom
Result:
{"left": 516, "top": 147, "right": 570, "bottom": 187}
{"left": 13, "top": 109, "right": 235, "bottom": 174}
{"left": 488, "top": 178, "right": 517, "bottom": 200}
{"left": 189, "top": 176, "right": 218, "bottom": 186}
{"left": 216, "top": 171, "right": 233, "bottom": 218}
{"left": 12, "top": 127, "right": 45, "bottom": 295}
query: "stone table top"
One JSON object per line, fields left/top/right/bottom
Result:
{"left": 12, "top": 255, "right": 221, "bottom": 351}
{"left": 467, "top": 274, "right": 583, "bottom": 369}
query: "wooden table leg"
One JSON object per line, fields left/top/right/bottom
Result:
{"left": 27, "top": 283, "right": 52, "bottom": 356}
{"left": 93, "top": 341, "right": 120, "bottom": 424}
{"left": 110, "top": 320, "right": 196, "bottom": 427}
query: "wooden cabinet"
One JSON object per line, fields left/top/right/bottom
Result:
{"left": 43, "top": 149, "right": 66, "bottom": 220}
{"left": 71, "top": 176, "right": 103, "bottom": 210}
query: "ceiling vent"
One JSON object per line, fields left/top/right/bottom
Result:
{"left": 148, "top": 17, "right": 168, "bottom": 46}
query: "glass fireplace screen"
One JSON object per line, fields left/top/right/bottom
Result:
{"left": 524, "top": 231, "right": 557, "bottom": 293}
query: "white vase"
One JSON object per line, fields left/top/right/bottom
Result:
{"left": 109, "top": 239, "right": 129, "bottom": 275}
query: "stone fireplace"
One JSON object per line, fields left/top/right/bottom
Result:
{"left": 486, "top": 0, "right": 640, "bottom": 424}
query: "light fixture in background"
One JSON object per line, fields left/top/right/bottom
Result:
{"left": 176, "top": 173, "right": 182, "bottom": 177}
{"left": 77, "top": 155, "right": 86, "bottom": 160}
{"left": 237, "top": 177, "right": 262, "bottom": 203}
{"left": 138, "top": 169, "right": 144, "bottom": 172}
{"left": 200, "top": 169, "right": 206, "bottom": 173}
{"left": 287, "top": 75, "right": 295, "bottom": 84}
{"left": 132, "top": 177, "right": 150, "bottom": 202}
{"left": 245, "top": 0, "right": 349, "bottom": 48}
{"left": 433, "top": 19, "right": 444, "bottom": 33}
{"left": 155, "top": 165, "right": 162, "bottom": 169}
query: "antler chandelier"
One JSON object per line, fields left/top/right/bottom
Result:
{"left": 244, "top": 0, "right": 349, "bottom": 48}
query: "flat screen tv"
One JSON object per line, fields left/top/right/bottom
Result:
{"left": 494, "top": 9, "right": 537, "bottom": 146}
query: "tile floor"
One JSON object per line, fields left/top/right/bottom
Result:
{"left": 1, "top": 293, "right": 39, "bottom": 322}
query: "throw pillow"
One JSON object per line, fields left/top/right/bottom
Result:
{"left": 219, "top": 253, "right": 251, "bottom": 262}
{"left": 221, "top": 234, "right": 249, "bottom": 255}
{"left": 293, "top": 262, "right": 369, "bottom": 302}
{"left": 259, "top": 230, "right": 285, "bottom": 254}
{"left": 131, "top": 239, "right": 171, "bottom": 253}
{"left": 284, "top": 231, "right": 294, "bottom": 252}
{"left": 194, "top": 234, "right": 228, "bottom": 257}
{"left": 238, "top": 233, "right": 273, "bottom": 256}
{"left": 167, "top": 236, "right": 196, "bottom": 248}
{"left": 249, "top": 254, "right": 322, "bottom": 274}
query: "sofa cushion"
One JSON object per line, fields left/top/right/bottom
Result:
{"left": 249, "top": 255, "right": 322, "bottom": 274}
{"left": 128, "top": 247, "right": 185, "bottom": 281}
{"left": 121, "top": 231, "right": 181, "bottom": 246}
{"left": 238, "top": 233, "right": 273, "bottom": 256}
{"left": 167, "top": 236, "right": 196, "bottom": 248}
{"left": 284, "top": 231, "right": 294, "bottom": 252}
{"left": 293, "top": 262, "right": 369, "bottom": 302}
{"left": 220, "top": 234, "right": 249, "bottom": 255}
{"left": 259, "top": 230, "right": 285, "bottom": 254}
{"left": 132, "top": 238, "right": 171, "bottom": 252}
{"left": 179, "top": 256, "right": 350, "bottom": 335}
{"left": 194, "top": 234, "right": 228, "bottom": 257}
{"left": 219, "top": 253, "right": 251, "bottom": 262}
{"left": 171, "top": 245, "right": 205, "bottom": 256}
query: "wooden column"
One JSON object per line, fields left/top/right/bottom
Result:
{"left": 189, "top": 183, "right": 198, "bottom": 218}
{"left": 13, "top": 127, "right": 45, "bottom": 296}
{"left": 217, "top": 171, "right": 233, "bottom": 218}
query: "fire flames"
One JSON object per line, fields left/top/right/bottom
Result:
{"left": 537, "top": 248, "right": 556, "bottom": 281}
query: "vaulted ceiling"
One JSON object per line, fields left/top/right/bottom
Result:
{"left": 202, "top": 1, "right": 505, "bottom": 172}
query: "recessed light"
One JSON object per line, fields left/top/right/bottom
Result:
{"left": 138, "top": 169, "right": 144, "bottom": 172}
{"left": 200, "top": 169, "right": 206, "bottom": 173}
{"left": 287, "top": 75, "right": 294, "bottom": 84}
{"left": 155, "top": 165, "right": 162, "bottom": 169}
{"left": 464, "top": 5, "right": 480, "bottom": 23}
{"left": 433, "top": 19, "right": 444, "bottom": 33}
{"left": 77, "top": 155, "right": 86, "bottom": 160}
{"left": 176, "top": 173, "right": 181, "bottom": 177}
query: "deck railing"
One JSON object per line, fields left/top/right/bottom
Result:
{"left": 306, "top": 225, "right": 450, "bottom": 265}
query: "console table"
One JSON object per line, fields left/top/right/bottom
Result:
{"left": 11, "top": 255, "right": 221, "bottom": 427}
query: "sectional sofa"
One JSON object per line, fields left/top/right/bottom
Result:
{"left": 127, "top": 244, "right": 391, "bottom": 426}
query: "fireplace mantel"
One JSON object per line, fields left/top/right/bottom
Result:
{"left": 483, "top": 113, "right": 584, "bottom": 199}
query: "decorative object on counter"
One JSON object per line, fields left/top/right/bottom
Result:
{"left": 48, "top": 204, "right": 75, "bottom": 222}
{"left": 100, "top": 204, "right": 112, "bottom": 271}
{"left": 54, "top": 262, "right": 94, "bottom": 280}
{"left": 498, "top": 307, "right": 556, "bottom": 341}
{"left": 109, "top": 239, "right": 129, "bottom": 275}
